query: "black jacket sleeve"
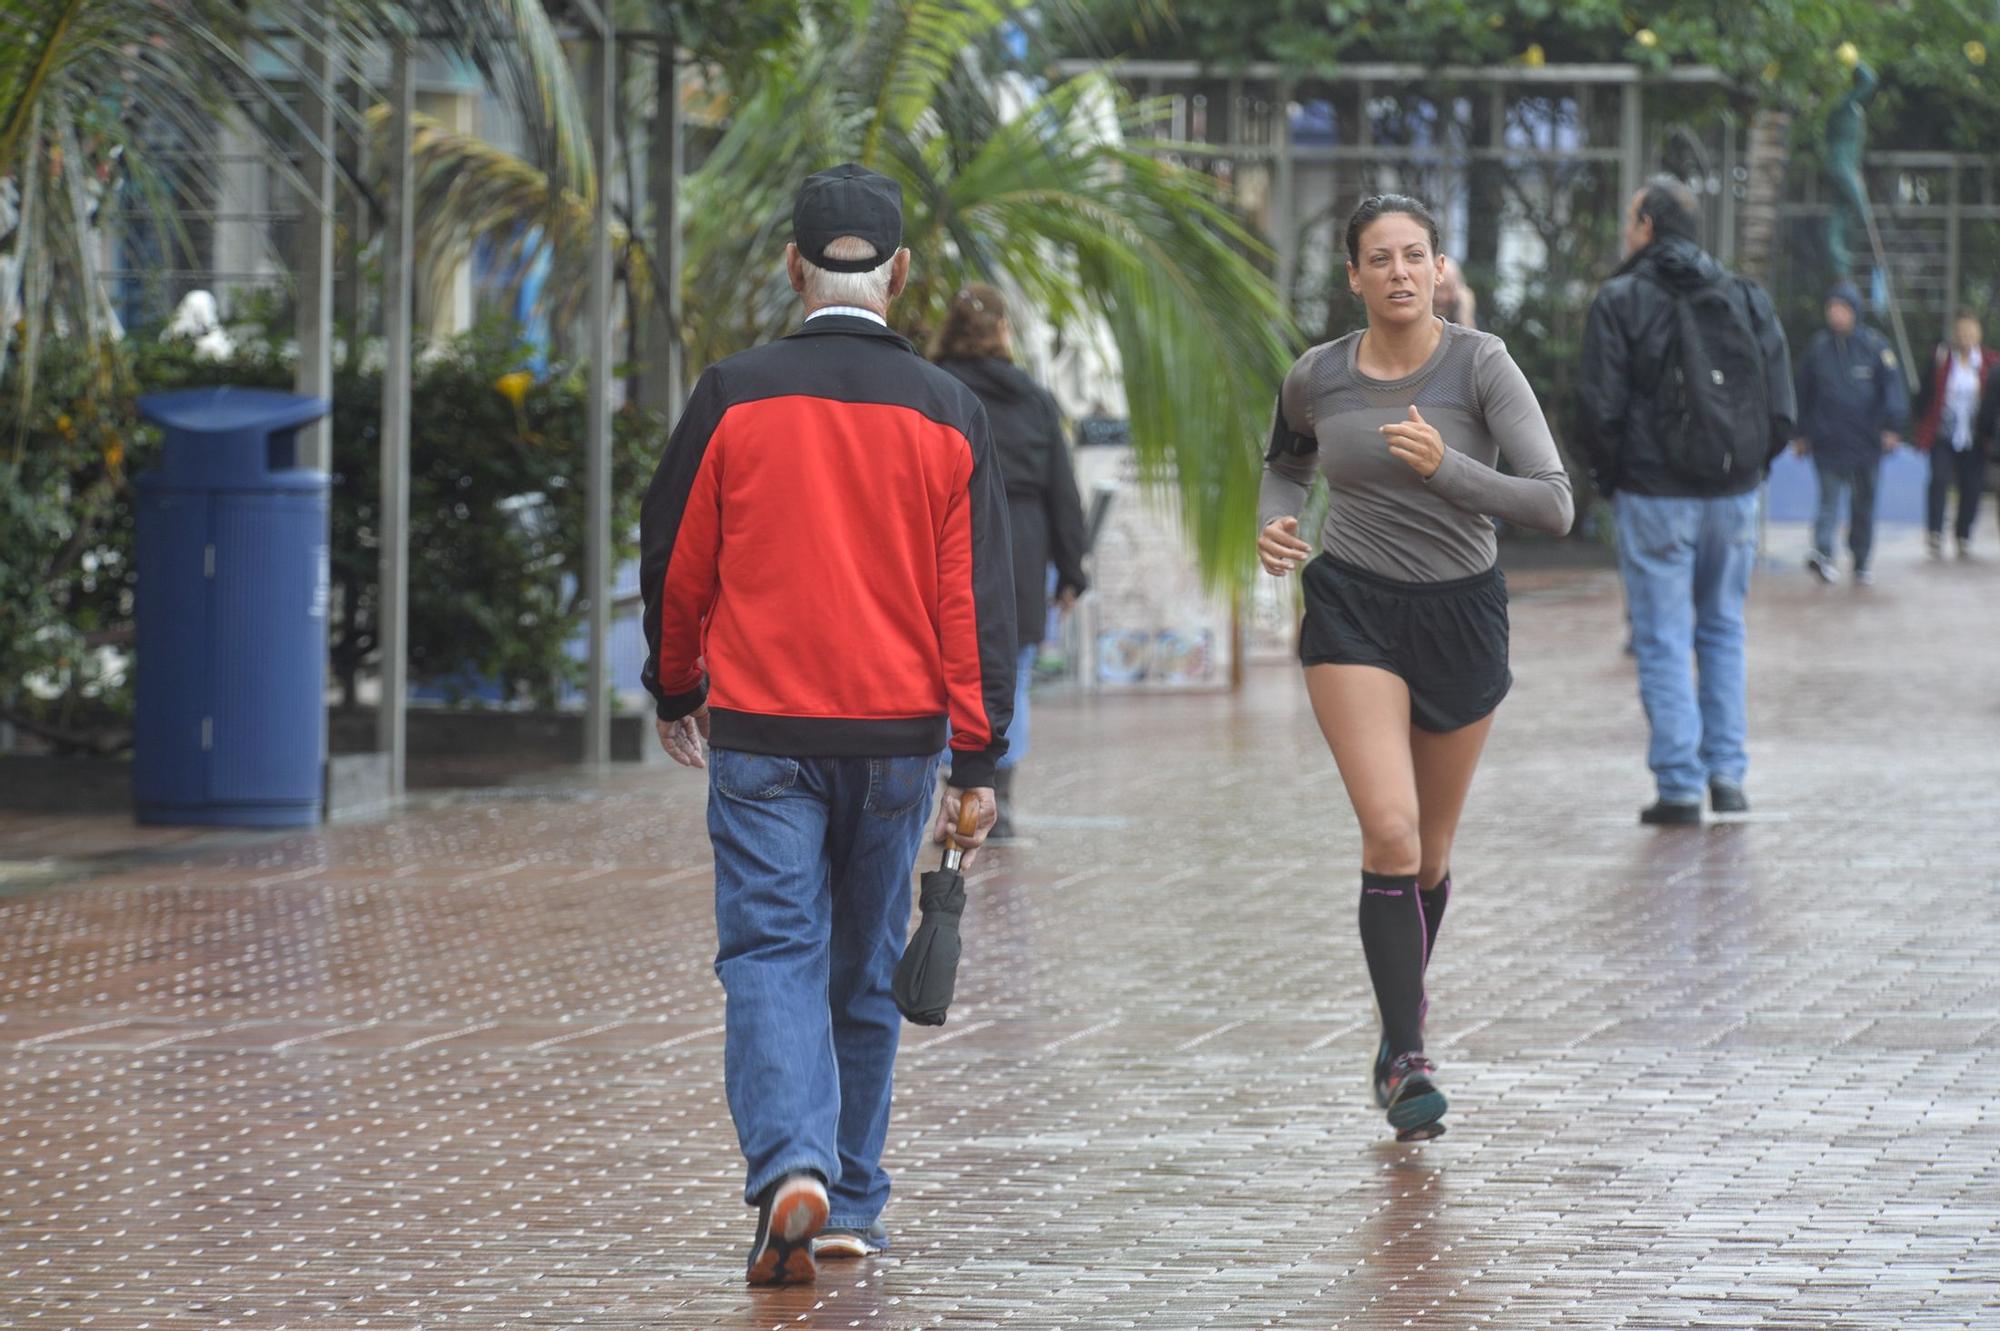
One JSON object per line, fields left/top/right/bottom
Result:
{"left": 1742, "top": 279, "right": 1797, "bottom": 468}
{"left": 1877, "top": 337, "right": 1911, "bottom": 434}
{"left": 638, "top": 368, "right": 728, "bottom": 722}
{"left": 940, "top": 402, "right": 1017, "bottom": 790}
{"left": 1575, "top": 287, "right": 1631, "bottom": 495}
{"left": 1045, "top": 407, "right": 1091, "bottom": 599}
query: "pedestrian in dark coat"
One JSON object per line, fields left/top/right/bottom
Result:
{"left": 934, "top": 283, "right": 1090, "bottom": 839}
{"left": 1792, "top": 281, "right": 1909, "bottom": 584}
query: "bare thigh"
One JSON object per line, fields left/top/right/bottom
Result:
{"left": 1304, "top": 665, "right": 1420, "bottom": 875}
{"left": 1409, "top": 713, "right": 1496, "bottom": 890}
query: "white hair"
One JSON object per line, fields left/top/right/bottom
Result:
{"left": 800, "top": 235, "right": 895, "bottom": 309}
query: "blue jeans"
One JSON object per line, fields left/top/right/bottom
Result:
{"left": 1812, "top": 456, "right": 1880, "bottom": 569}
{"left": 708, "top": 748, "right": 939, "bottom": 1225}
{"left": 997, "top": 644, "right": 1036, "bottom": 771}
{"left": 1614, "top": 491, "right": 1760, "bottom": 802}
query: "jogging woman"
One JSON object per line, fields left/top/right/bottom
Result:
{"left": 1259, "top": 195, "right": 1573, "bottom": 1141}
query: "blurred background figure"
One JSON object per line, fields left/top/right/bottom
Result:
{"left": 1914, "top": 309, "right": 1998, "bottom": 559}
{"left": 1793, "top": 282, "right": 1908, "bottom": 586}
{"left": 1433, "top": 256, "right": 1479, "bottom": 328}
{"left": 934, "top": 283, "right": 1090, "bottom": 841}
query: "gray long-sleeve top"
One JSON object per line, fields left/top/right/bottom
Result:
{"left": 1259, "top": 321, "right": 1574, "bottom": 582}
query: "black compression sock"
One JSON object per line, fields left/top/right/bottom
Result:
{"left": 1359, "top": 871, "right": 1426, "bottom": 1055}
{"left": 1420, "top": 874, "right": 1450, "bottom": 970}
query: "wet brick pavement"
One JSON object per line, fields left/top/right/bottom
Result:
{"left": 2, "top": 530, "right": 1997, "bottom": 1329}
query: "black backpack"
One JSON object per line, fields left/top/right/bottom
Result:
{"left": 1643, "top": 273, "right": 1770, "bottom": 485}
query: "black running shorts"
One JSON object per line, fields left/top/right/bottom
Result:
{"left": 1298, "top": 555, "right": 1511, "bottom": 733}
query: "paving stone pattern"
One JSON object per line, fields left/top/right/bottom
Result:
{"left": 2, "top": 533, "right": 1997, "bottom": 1329}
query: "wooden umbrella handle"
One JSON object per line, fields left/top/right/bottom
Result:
{"left": 942, "top": 791, "right": 983, "bottom": 871}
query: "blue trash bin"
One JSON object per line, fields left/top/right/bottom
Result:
{"left": 133, "top": 388, "right": 331, "bottom": 826}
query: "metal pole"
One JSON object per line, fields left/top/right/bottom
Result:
{"left": 1718, "top": 113, "right": 1739, "bottom": 266}
{"left": 1619, "top": 81, "right": 1643, "bottom": 216}
{"left": 295, "top": 3, "right": 335, "bottom": 471}
{"left": 1274, "top": 79, "right": 1296, "bottom": 315}
{"left": 1945, "top": 161, "right": 1961, "bottom": 341}
{"left": 640, "top": 38, "right": 683, "bottom": 419}
{"left": 584, "top": 29, "right": 615, "bottom": 766}
{"left": 1859, "top": 195, "right": 1919, "bottom": 394}
{"left": 378, "top": 40, "right": 415, "bottom": 794}
{"left": 293, "top": 3, "right": 336, "bottom": 812}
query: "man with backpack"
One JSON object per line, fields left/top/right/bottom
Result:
{"left": 1576, "top": 177, "right": 1796, "bottom": 825}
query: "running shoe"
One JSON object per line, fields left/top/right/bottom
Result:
{"left": 1807, "top": 552, "right": 1837, "bottom": 583}
{"left": 1373, "top": 996, "right": 1430, "bottom": 1108}
{"left": 746, "top": 1172, "right": 827, "bottom": 1286}
{"left": 1383, "top": 1052, "right": 1447, "bottom": 1142}
{"left": 813, "top": 1221, "right": 890, "bottom": 1259}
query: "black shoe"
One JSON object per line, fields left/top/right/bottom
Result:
{"left": 1383, "top": 1052, "right": 1447, "bottom": 1142}
{"left": 746, "top": 1173, "right": 827, "bottom": 1286}
{"left": 1640, "top": 799, "right": 1702, "bottom": 826}
{"left": 1709, "top": 783, "right": 1748, "bottom": 814}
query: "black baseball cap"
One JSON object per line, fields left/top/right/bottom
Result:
{"left": 793, "top": 163, "right": 903, "bottom": 273}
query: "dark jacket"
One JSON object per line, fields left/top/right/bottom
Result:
{"left": 1575, "top": 235, "right": 1796, "bottom": 498}
{"left": 1795, "top": 324, "right": 1909, "bottom": 468}
{"left": 936, "top": 357, "right": 1089, "bottom": 652}
{"left": 1912, "top": 343, "right": 2000, "bottom": 452}
{"left": 638, "top": 315, "right": 1018, "bottom": 789}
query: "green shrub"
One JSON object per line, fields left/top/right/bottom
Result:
{"left": 0, "top": 324, "right": 665, "bottom": 753}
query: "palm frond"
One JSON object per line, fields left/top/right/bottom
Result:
{"left": 367, "top": 107, "right": 647, "bottom": 333}
{"left": 0, "top": 0, "right": 596, "bottom": 425}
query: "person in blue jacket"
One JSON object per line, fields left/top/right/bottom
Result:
{"left": 1792, "top": 281, "right": 1908, "bottom": 585}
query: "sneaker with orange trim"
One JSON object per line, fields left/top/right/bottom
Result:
{"left": 746, "top": 1172, "right": 827, "bottom": 1286}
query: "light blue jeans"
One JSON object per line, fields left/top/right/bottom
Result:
{"left": 1614, "top": 491, "right": 1761, "bottom": 802}
{"left": 997, "top": 644, "right": 1037, "bottom": 771}
{"left": 1812, "top": 456, "right": 1880, "bottom": 570}
{"left": 708, "top": 748, "right": 939, "bottom": 1226}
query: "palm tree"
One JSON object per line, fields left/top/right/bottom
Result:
{"left": 0, "top": 0, "right": 591, "bottom": 421}
{"left": 691, "top": 2, "right": 1301, "bottom": 585}
{"left": 382, "top": 0, "right": 1299, "bottom": 587}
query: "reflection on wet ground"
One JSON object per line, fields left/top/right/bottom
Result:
{"left": 4, "top": 536, "right": 1997, "bottom": 1327}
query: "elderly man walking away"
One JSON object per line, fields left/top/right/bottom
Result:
{"left": 639, "top": 163, "right": 1017, "bottom": 1285}
{"left": 1793, "top": 281, "right": 1909, "bottom": 585}
{"left": 1577, "top": 177, "right": 1796, "bottom": 826}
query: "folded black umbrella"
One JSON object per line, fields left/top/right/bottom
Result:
{"left": 892, "top": 800, "right": 979, "bottom": 1026}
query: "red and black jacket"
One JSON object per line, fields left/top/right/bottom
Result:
{"left": 639, "top": 315, "right": 1017, "bottom": 788}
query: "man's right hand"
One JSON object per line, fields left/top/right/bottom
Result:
{"left": 656, "top": 706, "right": 711, "bottom": 769}
{"left": 932, "top": 786, "right": 997, "bottom": 869}
{"left": 1791, "top": 437, "right": 1811, "bottom": 458}
{"left": 1258, "top": 516, "right": 1313, "bottom": 576}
